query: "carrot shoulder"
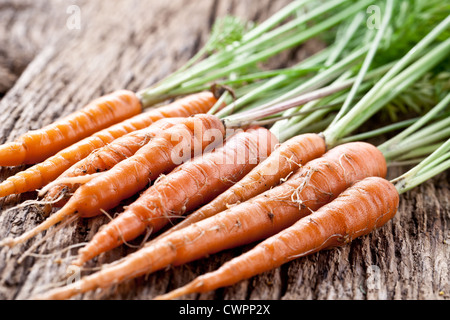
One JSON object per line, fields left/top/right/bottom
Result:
{"left": 0, "top": 90, "right": 142, "bottom": 167}
{"left": 156, "top": 176, "right": 399, "bottom": 299}
{"left": 0, "top": 113, "right": 225, "bottom": 248}
{"left": 72, "top": 126, "right": 279, "bottom": 266}
{"left": 36, "top": 141, "right": 387, "bottom": 300}
{"left": 0, "top": 92, "right": 217, "bottom": 198}
{"left": 156, "top": 133, "right": 327, "bottom": 238}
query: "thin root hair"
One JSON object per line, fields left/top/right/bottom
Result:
{"left": 17, "top": 214, "right": 80, "bottom": 264}
{"left": 281, "top": 154, "right": 303, "bottom": 170}
{"left": 38, "top": 174, "right": 102, "bottom": 197}
{"left": 25, "top": 242, "right": 89, "bottom": 260}
{"left": 1, "top": 192, "right": 66, "bottom": 216}
{"left": 101, "top": 210, "right": 150, "bottom": 250}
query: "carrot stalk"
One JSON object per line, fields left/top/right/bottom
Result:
{"left": 36, "top": 141, "right": 387, "bottom": 300}
{"left": 155, "top": 176, "right": 399, "bottom": 300}
{"left": 0, "top": 90, "right": 142, "bottom": 167}
{"left": 0, "top": 114, "right": 225, "bottom": 248}
{"left": 328, "top": 0, "right": 394, "bottom": 128}
{"left": 140, "top": 0, "right": 370, "bottom": 105}
{"left": 393, "top": 138, "right": 450, "bottom": 193}
{"left": 72, "top": 126, "right": 279, "bottom": 266}
{"left": 322, "top": 17, "right": 450, "bottom": 146}
{"left": 0, "top": 92, "right": 217, "bottom": 198}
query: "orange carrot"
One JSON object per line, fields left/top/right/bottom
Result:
{"left": 156, "top": 176, "right": 399, "bottom": 300}
{"left": 36, "top": 142, "right": 387, "bottom": 300}
{"left": 0, "top": 90, "right": 142, "bottom": 167}
{"left": 40, "top": 117, "right": 188, "bottom": 210}
{"left": 0, "top": 92, "right": 217, "bottom": 198}
{"left": 0, "top": 114, "right": 225, "bottom": 248}
{"left": 72, "top": 126, "right": 278, "bottom": 266}
{"left": 155, "top": 133, "right": 327, "bottom": 239}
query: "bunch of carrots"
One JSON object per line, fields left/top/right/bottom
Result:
{"left": 0, "top": 0, "right": 449, "bottom": 300}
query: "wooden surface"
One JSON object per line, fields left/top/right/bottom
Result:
{"left": 0, "top": 0, "right": 449, "bottom": 301}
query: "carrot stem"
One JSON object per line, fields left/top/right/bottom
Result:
{"left": 276, "top": 76, "right": 378, "bottom": 142}
{"left": 177, "top": 0, "right": 318, "bottom": 79}
{"left": 224, "top": 59, "right": 394, "bottom": 135}
{"left": 0, "top": 205, "right": 77, "bottom": 248}
{"left": 323, "top": 15, "right": 450, "bottom": 145}
{"left": 221, "top": 46, "right": 370, "bottom": 126}
{"left": 326, "top": 39, "right": 450, "bottom": 147}
{"left": 214, "top": 49, "right": 331, "bottom": 118}
{"left": 247, "top": 103, "right": 341, "bottom": 127}
{"left": 223, "top": 80, "right": 355, "bottom": 128}
{"left": 378, "top": 93, "right": 450, "bottom": 153}
{"left": 382, "top": 117, "right": 450, "bottom": 161}
{"left": 393, "top": 139, "right": 450, "bottom": 193}
{"left": 240, "top": 0, "right": 315, "bottom": 43}
{"left": 388, "top": 158, "right": 425, "bottom": 167}
{"left": 324, "top": 12, "right": 365, "bottom": 68}
{"left": 267, "top": 11, "right": 363, "bottom": 134}
{"left": 138, "top": 0, "right": 372, "bottom": 106}
{"left": 329, "top": 0, "right": 394, "bottom": 127}
{"left": 294, "top": 114, "right": 335, "bottom": 135}
{"left": 395, "top": 144, "right": 445, "bottom": 162}
{"left": 339, "top": 118, "right": 420, "bottom": 144}
{"left": 161, "top": 66, "right": 322, "bottom": 101}
{"left": 179, "top": 0, "right": 345, "bottom": 86}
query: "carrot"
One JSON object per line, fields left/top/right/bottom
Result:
{"left": 35, "top": 141, "right": 386, "bottom": 300}
{"left": 0, "top": 90, "right": 142, "bottom": 167}
{"left": 0, "top": 92, "right": 217, "bottom": 198}
{"left": 72, "top": 126, "right": 278, "bottom": 266}
{"left": 40, "top": 117, "right": 188, "bottom": 210}
{"left": 0, "top": 113, "right": 225, "bottom": 248}
{"left": 156, "top": 176, "right": 399, "bottom": 300}
{"left": 154, "top": 133, "right": 327, "bottom": 239}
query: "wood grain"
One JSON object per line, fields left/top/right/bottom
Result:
{"left": 0, "top": 0, "right": 449, "bottom": 300}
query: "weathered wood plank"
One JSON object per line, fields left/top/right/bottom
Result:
{"left": 0, "top": 0, "right": 449, "bottom": 301}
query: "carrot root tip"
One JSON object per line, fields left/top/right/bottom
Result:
{"left": 154, "top": 281, "right": 200, "bottom": 300}
{"left": 0, "top": 237, "right": 17, "bottom": 248}
{"left": 1, "top": 195, "right": 66, "bottom": 218}
{"left": 69, "top": 258, "right": 84, "bottom": 268}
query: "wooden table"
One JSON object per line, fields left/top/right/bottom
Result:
{"left": 0, "top": 0, "right": 449, "bottom": 300}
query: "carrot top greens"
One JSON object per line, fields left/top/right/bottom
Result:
{"left": 136, "top": 0, "right": 372, "bottom": 107}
